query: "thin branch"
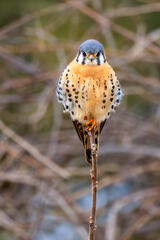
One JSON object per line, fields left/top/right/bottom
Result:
{"left": 65, "top": 0, "right": 160, "bottom": 55}
{"left": 50, "top": 188, "right": 88, "bottom": 240}
{"left": 0, "top": 3, "right": 67, "bottom": 40}
{"left": 0, "top": 47, "right": 40, "bottom": 76}
{"left": 0, "top": 120, "right": 70, "bottom": 178}
{"left": 88, "top": 130, "right": 98, "bottom": 240}
{"left": 106, "top": 187, "right": 159, "bottom": 240}
{"left": 106, "top": 2, "right": 160, "bottom": 18}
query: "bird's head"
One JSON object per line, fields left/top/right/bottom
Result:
{"left": 76, "top": 39, "right": 106, "bottom": 65}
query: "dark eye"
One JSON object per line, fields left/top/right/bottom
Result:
{"left": 96, "top": 52, "right": 100, "bottom": 57}
{"left": 82, "top": 52, "right": 86, "bottom": 57}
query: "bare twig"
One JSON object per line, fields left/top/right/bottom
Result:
{"left": 0, "top": 3, "right": 67, "bottom": 40}
{"left": 88, "top": 130, "right": 98, "bottom": 240}
{"left": 0, "top": 210, "right": 29, "bottom": 239}
{"left": 106, "top": 188, "right": 159, "bottom": 240}
{"left": 0, "top": 120, "right": 70, "bottom": 178}
{"left": 0, "top": 47, "right": 40, "bottom": 75}
{"left": 50, "top": 188, "right": 88, "bottom": 240}
{"left": 106, "top": 2, "right": 160, "bottom": 18}
{"left": 65, "top": 0, "right": 160, "bottom": 55}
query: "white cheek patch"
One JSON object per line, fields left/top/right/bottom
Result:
{"left": 99, "top": 53, "right": 105, "bottom": 64}
{"left": 78, "top": 52, "right": 84, "bottom": 64}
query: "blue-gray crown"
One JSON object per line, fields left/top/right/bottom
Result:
{"left": 79, "top": 39, "right": 104, "bottom": 54}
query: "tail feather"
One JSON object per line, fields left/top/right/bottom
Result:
{"left": 72, "top": 120, "right": 104, "bottom": 164}
{"left": 83, "top": 125, "right": 100, "bottom": 164}
{"left": 83, "top": 129, "right": 91, "bottom": 164}
{"left": 86, "top": 148, "right": 92, "bottom": 164}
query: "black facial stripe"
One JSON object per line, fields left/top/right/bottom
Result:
{"left": 82, "top": 57, "right": 86, "bottom": 65}
{"left": 97, "top": 56, "right": 100, "bottom": 65}
{"left": 76, "top": 52, "right": 80, "bottom": 62}
{"left": 103, "top": 53, "right": 106, "bottom": 62}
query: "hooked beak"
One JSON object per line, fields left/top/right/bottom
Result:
{"left": 88, "top": 54, "right": 96, "bottom": 62}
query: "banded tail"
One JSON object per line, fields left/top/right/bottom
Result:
{"left": 72, "top": 119, "right": 106, "bottom": 164}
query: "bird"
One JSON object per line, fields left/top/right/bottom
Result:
{"left": 56, "top": 39, "right": 123, "bottom": 164}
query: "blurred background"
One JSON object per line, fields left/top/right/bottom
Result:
{"left": 0, "top": 0, "right": 160, "bottom": 240}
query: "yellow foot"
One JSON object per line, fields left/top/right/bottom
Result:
{"left": 87, "top": 119, "right": 96, "bottom": 131}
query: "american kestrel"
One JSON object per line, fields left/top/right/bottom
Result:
{"left": 56, "top": 39, "right": 123, "bottom": 163}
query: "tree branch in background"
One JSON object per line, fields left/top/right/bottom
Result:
{"left": 0, "top": 120, "right": 69, "bottom": 178}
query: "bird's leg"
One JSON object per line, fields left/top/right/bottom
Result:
{"left": 87, "top": 119, "right": 96, "bottom": 131}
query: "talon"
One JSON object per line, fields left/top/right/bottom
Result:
{"left": 87, "top": 119, "right": 96, "bottom": 131}
{"left": 87, "top": 120, "right": 93, "bottom": 125}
